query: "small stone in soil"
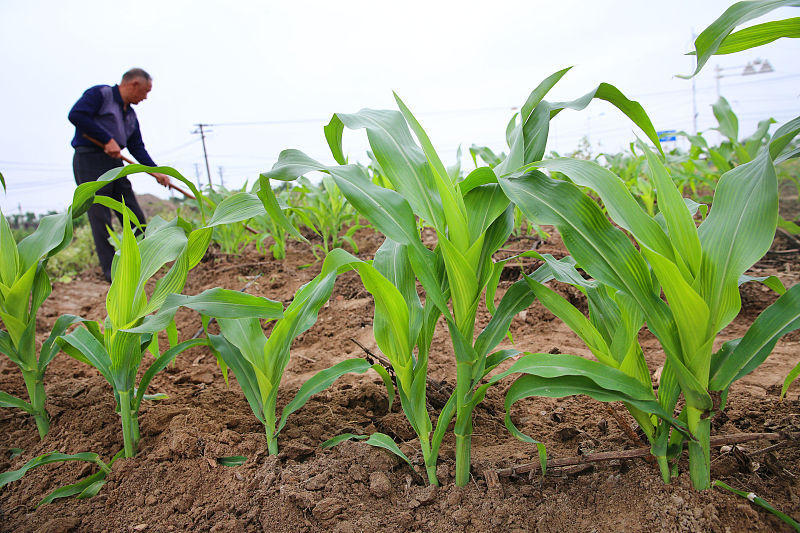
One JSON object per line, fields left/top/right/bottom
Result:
{"left": 369, "top": 471, "right": 392, "bottom": 498}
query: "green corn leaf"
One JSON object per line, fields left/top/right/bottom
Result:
{"left": 713, "top": 480, "right": 800, "bottom": 531}
{"left": 0, "top": 452, "right": 101, "bottom": 488}
{"left": 16, "top": 211, "right": 74, "bottom": 273}
{"left": 322, "top": 432, "right": 413, "bottom": 468}
{"left": 106, "top": 207, "right": 142, "bottom": 328}
{"left": 58, "top": 326, "right": 114, "bottom": 385}
{"left": 524, "top": 277, "right": 616, "bottom": 367}
{"left": 136, "top": 226, "right": 187, "bottom": 286}
{"left": 71, "top": 165, "right": 205, "bottom": 221}
{"left": 640, "top": 142, "right": 703, "bottom": 277}
{"left": 0, "top": 209, "right": 20, "bottom": 286}
{"left": 133, "top": 339, "right": 208, "bottom": 412}
{"left": 39, "top": 470, "right": 107, "bottom": 505}
{"left": 324, "top": 115, "right": 347, "bottom": 165}
{"left": 534, "top": 158, "right": 675, "bottom": 260}
{"left": 463, "top": 184, "right": 511, "bottom": 245}
{"left": 91, "top": 195, "right": 144, "bottom": 231}
{"left": 205, "top": 191, "right": 263, "bottom": 227}
{"left": 217, "top": 456, "right": 248, "bottom": 467}
{"left": 0, "top": 390, "right": 34, "bottom": 414}
{"left": 327, "top": 108, "right": 446, "bottom": 230}
{"left": 255, "top": 175, "right": 307, "bottom": 243}
{"left": 208, "top": 333, "right": 265, "bottom": 423}
{"left": 715, "top": 17, "right": 800, "bottom": 54}
{"left": 738, "top": 273, "right": 786, "bottom": 294}
{"left": 321, "top": 433, "right": 368, "bottom": 448}
{"left": 697, "top": 149, "right": 779, "bottom": 332}
{"left": 38, "top": 314, "right": 88, "bottom": 371}
{"left": 682, "top": 1, "right": 800, "bottom": 77}
{"left": 710, "top": 282, "right": 800, "bottom": 390}
{"left": 394, "top": 92, "right": 469, "bottom": 250}
{"left": 782, "top": 361, "right": 800, "bottom": 398}
{"left": 0, "top": 171, "right": 5, "bottom": 191}
{"left": 127, "top": 288, "right": 283, "bottom": 334}
{"left": 712, "top": 97, "right": 739, "bottom": 142}
{"left": 276, "top": 358, "right": 388, "bottom": 435}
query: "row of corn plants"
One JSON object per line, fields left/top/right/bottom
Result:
{"left": 1, "top": 2, "right": 799, "bottom": 509}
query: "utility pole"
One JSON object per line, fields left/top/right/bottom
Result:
{"left": 217, "top": 166, "right": 225, "bottom": 188}
{"left": 192, "top": 123, "right": 213, "bottom": 189}
{"left": 691, "top": 30, "right": 698, "bottom": 134}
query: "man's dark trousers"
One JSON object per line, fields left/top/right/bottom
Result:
{"left": 72, "top": 146, "right": 147, "bottom": 281}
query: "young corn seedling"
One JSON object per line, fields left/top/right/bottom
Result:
{"left": 57, "top": 167, "right": 282, "bottom": 458}
{"left": 291, "top": 176, "right": 363, "bottom": 259}
{"left": 206, "top": 248, "right": 394, "bottom": 456}
{"left": 496, "top": 118, "right": 800, "bottom": 489}
{"left": 0, "top": 168, "right": 169, "bottom": 438}
{"left": 262, "top": 67, "right": 663, "bottom": 485}
{"left": 0, "top": 207, "right": 77, "bottom": 437}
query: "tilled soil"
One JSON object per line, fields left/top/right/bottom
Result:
{"left": 1, "top": 226, "right": 799, "bottom": 532}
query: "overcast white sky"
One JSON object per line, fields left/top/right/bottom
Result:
{"left": 1, "top": 0, "right": 798, "bottom": 214}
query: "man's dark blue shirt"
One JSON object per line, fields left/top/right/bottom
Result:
{"left": 68, "top": 84, "right": 156, "bottom": 167}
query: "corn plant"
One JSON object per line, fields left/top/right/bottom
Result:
{"left": 206, "top": 248, "right": 394, "bottom": 455}
{"left": 0, "top": 208, "right": 78, "bottom": 437}
{"left": 262, "top": 68, "right": 663, "bottom": 485}
{"left": 496, "top": 117, "right": 800, "bottom": 489}
{"left": 56, "top": 166, "right": 283, "bottom": 458}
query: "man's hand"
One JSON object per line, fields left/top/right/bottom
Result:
{"left": 153, "top": 173, "right": 171, "bottom": 188}
{"left": 104, "top": 139, "right": 122, "bottom": 159}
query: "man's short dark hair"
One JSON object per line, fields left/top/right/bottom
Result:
{"left": 121, "top": 68, "right": 152, "bottom": 82}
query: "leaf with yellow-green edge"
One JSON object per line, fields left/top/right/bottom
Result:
{"left": 712, "top": 97, "right": 739, "bottom": 142}
{"left": 437, "top": 233, "right": 478, "bottom": 333}
{"left": 324, "top": 115, "right": 347, "bottom": 165}
{"left": 531, "top": 158, "right": 674, "bottom": 261}
{"left": 644, "top": 249, "right": 712, "bottom": 385}
{"left": 139, "top": 250, "right": 190, "bottom": 317}
{"left": 0, "top": 390, "right": 34, "bottom": 414}
{"left": 186, "top": 227, "right": 213, "bottom": 269}
{"left": 681, "top": 1, "right": 800, "bottom": 78}
{"left": 394, "top": 92, "right": 469, "bottom": 250}
{"left": 329, "top": 108, "right": 446, "bottom": 231}
{"left": 92, "top": 195, "right": 143, "bottom": 231}
{"left": 0, "top": 309, "right": 27, "bottom": 347}
{"left": 0, "top": 210, "right": 19, "bottom": 287}
{"left": 639, "top": 141, "right": 702, "bottom": 277}
{"left": 710, "top": 282, "right": 800, "bottom": 391}
{"left": 714, "top": 17, "right": 800, "bottom": 54}
{"left": 463, "top": 184, "right": 510, "bottom": 246}
{"left": 696, "top": 149, "right": 779, "bottom": 333}
{"left": 71, "top": 164, "right": 205, "bottom": 222}
{"left": 106, "top": 208, "right": 142, "bottom": 329}
{"left": 523, "top": 276, "right": 615, "bottom": 367}
{"left": 276, "top": 358, "right": 394, "bottom": 436}
{"left": 3, "top": 263, "right": 36, "bottom": 323}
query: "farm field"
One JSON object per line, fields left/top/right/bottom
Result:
{"left": 1, "top": 222, "right": 798, "bottom": 532}
{"left": 2, "top": 3, "right": 800, "bottom": 531}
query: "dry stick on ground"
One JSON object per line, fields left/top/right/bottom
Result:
{"left": 494, "top": 431, "right": 799, "bottom": 478}
{"left": 777, "top": 227, "right": 800, "bottom": 248}
{"left": 604, "top": 403, "right": 650, "bottom": 449}
{"left": 191, "top": 274, "right": 263, "bottom": 340}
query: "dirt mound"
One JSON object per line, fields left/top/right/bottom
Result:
{"left": 1, "top": 227, "right": 798, "bottom": 532}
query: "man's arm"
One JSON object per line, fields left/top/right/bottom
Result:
{"left": 68, "top": 86, "right": 114, "bottom": 144}
{"left": 128, "top": 122, "right": 170, "bottom": 187}
{"left": 126, "top": 122, "right": 157, "bottom": 167}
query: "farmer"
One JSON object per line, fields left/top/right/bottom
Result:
{"left": 68, "top": 67, "right": 171, "bottom": 282}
